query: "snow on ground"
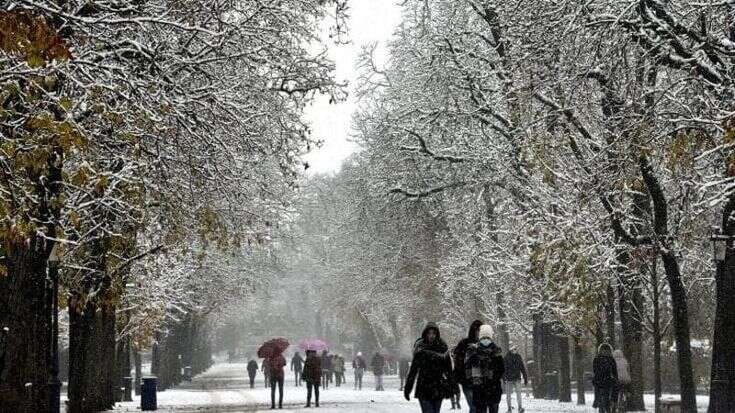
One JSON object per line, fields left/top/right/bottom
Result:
{"left": 101, "top": 363, "right": 708, "bottom": 412}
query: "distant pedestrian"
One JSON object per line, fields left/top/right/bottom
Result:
{"left": 399, "top": 357, "right": 410, "bottom": 390}
{"left": 247, "top": 359, "right": 259, "bottom": 388}
{"left": 404, "top": 322, "right": 456, "bottom": 413}
{"left": 612, "top": 349, "right": 630, "bottom": 410}
{"left": 262, "top": 358, "right": 271, "bottom": 388}
{"left": 353, "top": 352, "right": 367, "bottom": 390}
{"left": 339, "top": 355, "right": 347, "bottom": 385}
{"left": 592, "top": 343, "right": 618, "bottom": 413}
{"left": 465, "top": 325, "right": 504, "bottom": 413}
{"left": 303, "top": 350, "right": 322, "bottom": 408}
{"left": 267, "top": 352, "right": 286, "bottom": 409}
{"left": 503, "top": 346, "right": 527, "bottom": 413}
{"left": 371, "top": 351, "right": 386, "bottom": 391}
{"left": 321, "top": 350, "right": 331, "bottom": 389}
{"left": 334, "top": 355, "right": 344, "bottom": 386}
{"left": 291, "top": 352, "right": 304, "bottom": 387}
{"left": 454, "top": 320, "right": 483, "bottom": 413}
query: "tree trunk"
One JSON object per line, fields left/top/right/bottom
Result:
{"left": 559, "top": 335, "right": 572, "bottom": 402}
{"left": 134, "top": 349, "right": 142, "bottom": 396}
{"left": 606, "top": 284, "right": 616, "bottom": 347}
{"left": 532, "top": 313, "right": 544, "bottom": 398}
{"left": 618, "top": 251, "right": 646, "bottom": 411}
{"left": 0, "top": 247, "right": 52, "bottom": 413}
{"left": 496, "top": 291, "right": 510, "bottom": 355}
{"left": 573, "top": 337, "right": 586, "bottom": 405}
{"left": 652, "top": 258, "right": 662, "bottom": 413}
{"left": 708, "top": 194, "right": 735, "bottom": 413}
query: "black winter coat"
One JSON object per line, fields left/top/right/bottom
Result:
{"left": 503, "top": 351, "right": 527, "bottom": 383}
{"left": 465, "top": 342, "right": 504, "bottom": 405}
{"left": 303, "top": 353, "right": 322, "bottom": 384}
{"left": 291, "top": 353, "right": 304, "bottom": 372}
{"left": 593, "top": 355, "right": 618, "bottom": 387}
{"left": 247, "top": 360, "right": 259, "bottom": 376}
{"left": 371, "top": 353, "right": 385, "bottom": 375}
{"left": 452, "top": 320, "right": 483, "bottom": 385}
{"left": 405, "top": 323, "right": 456, "bottom": 401}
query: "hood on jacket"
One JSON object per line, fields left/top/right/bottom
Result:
{"left": 598, "top": 343, "right": 613, "bottom": 357}
{"left": 468, "top": 320, "right": 483, "bottom": 341}
{"left": 422, "top": 322, "right": 441, "bottom": 342}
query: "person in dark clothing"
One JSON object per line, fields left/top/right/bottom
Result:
{"left": 399, "top": 357, "right": 410, "bottom": 390}
{"left": 267, "top": 352, "right": 286, "bottom": 409}
{"left": 593, "top": 343, "right": 618, "bottom": 413}
{"left": 247, "top": 359, "right": 259, "bottom": 388}
{"left": 262, "top": 358, "right": 271, "bottom": 388}
{"left": 404, "top": 322, "right": 457, "bottom": 413}
{"left": 303, "top": 350, "right": 322, "bottom": 408}
{"left": 291, "top": 352, "right": 304, "bottom": 387}
{"left": 503, "top": 346, "right": 528, "bottom": 412}
{"left": 465, "top": 324, "right": 504, "bottom": 413}
{"left": 449, "top": 352, "right": 461, "bottom": 410}
{"left": 371, "top": 351, "right": 386, "bottom": 391}
{"left": 353, "top": 352, "right": 367, "bottom": 390}
{"left": 339, "top": 355, "right": 347, "bottom": 385}
{"left": 321, "top": 350, "right": 331, "bottom": 389}
{"left": 453, "top": 319, "right": 483, "bottom": 413}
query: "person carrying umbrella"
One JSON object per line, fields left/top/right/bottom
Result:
{"left": 258, "top": 338, "right": 290, "bottom": 409}
{"left": 262, "top": 358, "right": 271, "bottom": 388}
{"left": 321, "top": 350, "right": 332, "bottom": 389}
{"left": 303, "top": 349, "right": 322, "bottom": 407}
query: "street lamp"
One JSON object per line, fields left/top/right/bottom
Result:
{"left": 48, "top": 243, "right": 61, "bottom": 413}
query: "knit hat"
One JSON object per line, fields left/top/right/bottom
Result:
{"left": 478, "top": 324, "right": 494, "bottom": 340}
{"left": 357, "top": 352, "right": 362, "bottom": 357}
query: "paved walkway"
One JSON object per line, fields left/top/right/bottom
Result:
{"left": 106, "top": 363, "right": 708, "bottom": 412}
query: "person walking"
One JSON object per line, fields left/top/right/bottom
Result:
{"left": 334, "top": 355, "right": 344, "bottom": 386}
{"left": 454, "top": 320, "right": 483, "bottom": 413}
{"left": 353, "top": 352, "right": 367, "bottom": 390}
{"left": 592, "top": 343, "right": 618, "bottom": 413}
{"left": 612, "top": 349, "right": 631, "bottom": 411}
{"left": 399, "top": 356, "right": 410, "bottom": 390}
{"left": 371, "top": 351, "right": 386, "bottom": 391}
{"left": 465, "top": 325, "right": 505, "bottom": 413}
{"left": 503, "top": 346, "right": 527, "bottom": 413}
{"left": 291, "top": 352, "right": 304, "bottom": 387}
{"left": 268, "top": 352, "right": 287, "bottom": 409}
{"left": 404, "top": 322, "right": 457, "bottom": 413}
{"left": 321, "top": 350, "right": 331, "bottom": 389}
{"left": 303, "top": 350, "right": 322, "bottom": 408}
{"left": 247, "top": 358, "right": 259, "bottom": 389}
{"left": 262, "top": 358, "right": 271, "bottom": 388}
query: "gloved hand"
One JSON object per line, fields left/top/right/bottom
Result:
{"left": 404, "top": 390, "right": 411, "bottom": 401}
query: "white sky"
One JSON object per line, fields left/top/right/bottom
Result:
{"left": 303, "top": 0, "right": 402, "bottom": 175}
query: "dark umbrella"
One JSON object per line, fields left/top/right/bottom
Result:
{"left": 257, "top": 338, "right": 290, "bottom": 359}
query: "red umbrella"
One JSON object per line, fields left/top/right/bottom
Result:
{"left": 257, "top": 338, "right": 290, "bottom": 358}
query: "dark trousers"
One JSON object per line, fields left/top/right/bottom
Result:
{"left": 265, "top": 373, "right": 270, "bottom": 387}
{"left": 335, "top": 371, "right": 342, "bottom": 386}
{"left": 419, "top": 398, "right": 443, "bottom": 413}
{"left": 473, "top": 401, "right": 499, "bottom": 413}
{"left": 270, "top": 376, "right": 284, "bottom": 408}
{"left": 322, "top": 371, "right": 330, "bottom": 388}
{"left": 248, "top": 374, "right": 256, "bottom": 388}
{"left": 294, "top": 370, "right": 301, "bottom": 386}
{"left": 307, "top": 382, "right": 320, "bottom": 406}
{"left": 400, "top": 375, "right": 406, "bottom": 390}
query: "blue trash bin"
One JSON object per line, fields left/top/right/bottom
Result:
{"left": 141, "top": 376, "right": 158, "bottom": 411}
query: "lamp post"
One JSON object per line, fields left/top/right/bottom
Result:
{"left": 709, "top": 227, "right": 735, "bottom": 413}
{"left": 48, "top": 244, "right": 61, "bottom": 413}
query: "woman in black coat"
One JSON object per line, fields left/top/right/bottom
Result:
{"left": 593, "top": 343, "right": 618, "bottom": 413}
{"left": 303, "top": 350, "right": 322, "bottom": 408}
{"left": 404, "top": 323, "right": 457, "bottom": 413}
{"left": 464, "top": 324, "right": 504, "bottom": 413}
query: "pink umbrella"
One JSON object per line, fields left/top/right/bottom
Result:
{"left": 298, "top": 338, "right": 329, "bottom": 352}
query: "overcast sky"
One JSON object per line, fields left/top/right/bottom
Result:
{"left": 302, "top": 0, "right": 402, "bottom": 175}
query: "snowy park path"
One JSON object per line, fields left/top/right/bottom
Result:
{"left": 108, "top": 363, "right": 708, "bottom": 412}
